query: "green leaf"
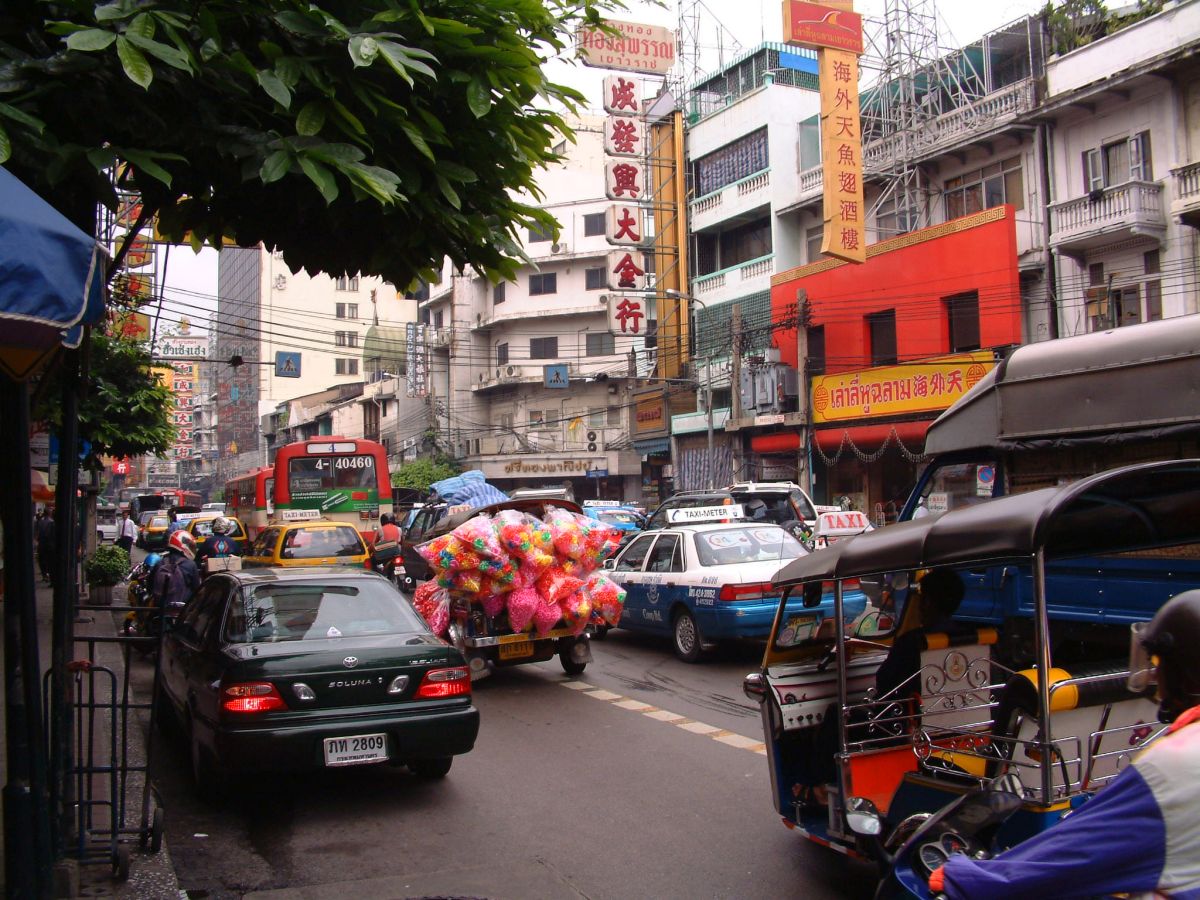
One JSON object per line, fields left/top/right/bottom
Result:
{"left": 115, "top": 36, "right": 152, "bottom": 89}
{"left": 124, "top": 33, "right": 191, "bottom": 71}
{"left": 299, "top": 156, "right": 338, "bottom": 203}
{"left": 437, "top": 160, "right": 478, "bottom": 183}
{"left": 273, "top": 11, "right": 325, "bottom": 36}
{"left": 348, "top": 35, "right": 379, "bottom": 67}
{"left": 0, "top": 126, "right": 10, "bottom": 165}
{"left": 128, "top": 12, "right": 155, "bottom": 39}
{"left": 257, "top": 70, "right": 292, "bottom": 108}
{"left": 260, "top": 149, "right": 290, "bottom": 183}
{"left": 95, "top": 3, "right": 132, "bottom": 23}
{"left": 0, "top": 102, "right": 46, "bottom": 134}
{"left": 378, "top": 41, "right": 437, "bottom": 85}
{"left": 436, "top": 174, "right": 460, "bottom": 209}
{"left": 295, "top": 101, "right": 326, "bottom": 136}
{"left": 399, "top": 120, "right": 435, "bottom": 161}
{"left": 308, "top": 143, "right": 365, "bottom": 164}
{"left": 64, "top": 29, "right": 117, "bottom": 52}
{"left": 329, "top": 100, "right": 366, "bottom": 137}
{"left": 118, "top": 149, "right": 173, "bottom": 186}
{"left": 466, "top": 78, "right": 492, "bottom": 118}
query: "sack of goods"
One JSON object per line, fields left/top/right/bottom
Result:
{"left": 372, "top": 540, "right": 400, "bottom": 563}
{"left": 204, "top": 556, "right": 242, "bottom": 573}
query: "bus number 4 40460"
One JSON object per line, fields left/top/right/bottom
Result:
{"left": 333, "top": 457, "right": 371, "bottom": 469}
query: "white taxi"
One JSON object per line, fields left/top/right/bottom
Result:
{"left": 603, "top": 505, "right": 868, "bottom": 662}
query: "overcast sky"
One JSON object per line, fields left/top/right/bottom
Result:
{"left": 162, "top": 0, "right": 1049, "bottom": 331}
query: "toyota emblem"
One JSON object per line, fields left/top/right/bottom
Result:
{"left": 342, "top": 656, "right": 359, "bottom": 668}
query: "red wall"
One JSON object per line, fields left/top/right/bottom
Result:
{"left": 771, "top": 207, "right": 1023, "bottom": 372}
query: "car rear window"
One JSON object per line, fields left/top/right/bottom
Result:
{"left": 192, "top": 520, "right": 215, "bottom": 537}
{"left": 227, "top": 582, "right": 427, "bottom": 643}
{"left": 281, "top": 526, "right": 364, "bottom": 559}
{"left": 150, "top": 516, "right": 169, "bottom": 528}
{"left": 598, "top": 511, "right": 642, "bottom": 527}
{"left": 694, "top": 526, "right": 805, "bottom": 566}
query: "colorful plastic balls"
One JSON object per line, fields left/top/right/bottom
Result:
{"left": 412, "top": 583, "right": 451, "bottom": 636}
{"left": 584, "top": 572, "right": 626, "bottom": 627}
{"left": 544, "top": 507, "right": 591, "bottom": 560}
{"left": 562, "top": 594, "right": 593, "bottom": 635}
{"left": 533, "top": 598, "right": 563, "bottom": 636}
{"left": 507, "top": 586, "right": 540, "bottom": 633}
{"left": 537, "top": 568, "right": 585, "bottom": 605}
{"left": 452, "top": 515, "right": 505, "bottom": 560}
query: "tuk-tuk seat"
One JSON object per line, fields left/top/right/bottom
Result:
{"left": 990, "top": 660, "right": 1161, "bottom": 796}
{"left": 916, "top": 626, "right": 999, "bottom": 727}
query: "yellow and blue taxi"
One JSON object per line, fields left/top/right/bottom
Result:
{"left": 604, "top": 504, "right": 867, "bottom": 662}
{"left": 243, "top": 516, "right": 369, "bottom": 569}
{"left": 185, "top": 515, "right": 251, "bottom": 555}
{"left": 138, "top": 513, "right": 171, "bottom": 550}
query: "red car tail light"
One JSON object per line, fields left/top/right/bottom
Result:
{"left": 415, "top": 667, "right": 471, "bottom": 698}
{"left": 719, "top": 582, "right": 773, "bottom": 601}
{"left": 221, "top": 682, "right": 288, "bottom": 714}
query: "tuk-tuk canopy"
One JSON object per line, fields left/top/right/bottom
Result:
{"left": 774, "top": 459, "right": 1200, "bottom": 585}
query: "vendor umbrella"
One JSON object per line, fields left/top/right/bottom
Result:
{"left": 0, "top": 166, "right": 106, "bottom": 380}
{"left": 30, "top": 468, "right": 54, "bottom": 504}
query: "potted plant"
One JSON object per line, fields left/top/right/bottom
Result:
{"left": 84, "top": 544, "right": 129, "bottom": 605}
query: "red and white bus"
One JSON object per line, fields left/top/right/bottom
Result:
{"left": 272, "top": 438, "right": 391, "bottom": 543}
{"left": 130, "top": 489, "right": 203, "bottom": 520}
{"left": 224, "top": 467, "right": 274, "bottom": 540}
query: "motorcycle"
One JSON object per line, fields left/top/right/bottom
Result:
{"left": 844, "top": 774, "right": 1024, "bottom": 899}
{"left": 122, "top": 554, "right": 187, "bottom": 649}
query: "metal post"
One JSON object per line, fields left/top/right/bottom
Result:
{"left": 1033, "top": 549, "right": 1055, "bottom": 805}
{"left": 705, "top": 364, "right": 715, "bottom": 490}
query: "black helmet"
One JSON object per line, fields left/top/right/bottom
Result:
{"left": 1137, "top": 590, "right": 1200, "bottom": 723}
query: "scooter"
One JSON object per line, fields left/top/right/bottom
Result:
{"left": 845, "top": 774, "right": 1024, "bottom": 899}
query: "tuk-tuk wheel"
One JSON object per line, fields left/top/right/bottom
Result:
{"left": 560, "top": 648, "right": 587, "bottom": 676}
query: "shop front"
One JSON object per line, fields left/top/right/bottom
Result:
{"left": 632, "top": 389, "right": 672, "bottom": 507}
{"left": 475, "top": 451, "right": 642, "bottom": 504}
{"left": 671, "top": 407, "right": 733, "bottom": 491}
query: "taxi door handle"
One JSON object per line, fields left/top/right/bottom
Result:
{"left": 665, "top": 582, "right": 676, "bottom": 588}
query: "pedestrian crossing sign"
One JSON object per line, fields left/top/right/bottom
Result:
{"left": 276, "top": 351, "right": 301, "bottom": 378}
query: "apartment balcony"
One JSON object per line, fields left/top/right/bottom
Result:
{"left": 689, "top": 168, "right": 771, "bottom": 234}
{"left": 691, "top": 254, "right": 774, "bottom": 306}
{"left": 472, "top": 301, "right": 607, "bottom": 332}
{"left": 1170, "top": 162, "right": 1200, "bottom": 229}
{"left": 1048, "top": 180, "right": 1166, "bottom": 260}
{"left": 470, "top": 355, "right": 631, "bottom": 393}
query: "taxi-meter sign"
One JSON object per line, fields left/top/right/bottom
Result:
{"left": 666, "top": 504, "right": 745, "bottom": 524}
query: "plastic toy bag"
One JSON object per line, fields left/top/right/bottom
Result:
{"left": 412, "top": 582, "right": 451, "bottom": 637}
{"left": 536, "top": 568, "right": 585, "bottom": 606}
{"left": 584, "top": 572, "right": 626, "bottom": 627}
{"left": 495, "top": 510, "right": 556, "bottom": 579}
{"left": 533, "top": 597, "right": 563, "bottom": 636}
{"left": 416, "top": 533, "right": 481, "bottom": 574}
{"left": 544, "top": 507, "right": 593, "bottom": 561}
{"left": 478, "top": 555, "right": 518, "bottom": 589}
{"left": 584, "top": 523, "right": 623, "bottom": 568}
{"left": 449, "top": 569, "right": 484, "bottom": 596}
{"left": 558, "top": 557, "right": 590, "bottom": 579}
{"left": 562, "top": 594, "right": 593, "bottom": 635}
{"left": 451, "top": 514, "right": 505, "bottom": 561}
{"left": 479, "top": 584, "right": 508, "bottom": 618}
{"left": 506, "top": 586, "right": 540, "bottom": 633}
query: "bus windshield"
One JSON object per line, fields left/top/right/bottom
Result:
{"left": 287, "top": 456, "right": 377, "bottom": 493}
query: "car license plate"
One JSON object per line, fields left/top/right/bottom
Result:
{"left": 323, "top": 733, "right": 388, "bottom": 767}
{"left": 499, "top": 638, "right": 534, "bottom": 660}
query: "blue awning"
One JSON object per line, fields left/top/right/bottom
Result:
{"left": 634, "top": 437, "right": 671, "bottom": 455}
{"left": 0, "top": 166, "right": 107, "bottom": 379}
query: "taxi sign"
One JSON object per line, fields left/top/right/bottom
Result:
{"left": 583, "top": 500, "right": 623, "bottom": 507}
{"left": 279, "top": 509, "right": 322, "bottom": 521}
{"left": 666, "top": 504, "right": 746, "bottom": 524}
{"left": 815, "top": 510, "right": 871, "bottom": 534}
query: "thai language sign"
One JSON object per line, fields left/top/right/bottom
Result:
{"left": 810, "top": 351, "right": 994, "bottom": 423}
{"left": 578, "top": 19, "right": 676, "bottom": 75}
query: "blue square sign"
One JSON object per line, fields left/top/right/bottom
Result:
{"left": 543, "top": 364, "right": 569, "bottom": 389}
{"left": 276, "top": 351, "right": 301, "bottom": 378}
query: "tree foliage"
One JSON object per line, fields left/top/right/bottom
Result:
{"left": 36, "top": 331, "right": 176, "bottom": 468}
{"left": 0, "top": 0, "right": 619, "bottom": 286}
{"left": 390, "top": 454, "right": 461, "bottom": 492}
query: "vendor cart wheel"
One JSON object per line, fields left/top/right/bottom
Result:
{"left": 113, "top": 844, "right": 130, "bottom": 881}
{"left": 149, "top": 807, "right": 165, "bottom": 853}
{"left": 559, "top": 648, "right": 587, "bottom": 676}
{"left": 409, "top": 757, "right": 453, "bottom": 779}
{"left": 672, "top": 610, "right": 703, "bottom": 663}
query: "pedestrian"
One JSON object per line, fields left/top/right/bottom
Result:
{"left": 116, "top": 509, "right": 137, "bottom": 555}
{"left": 35, "top": 507, "right": 57, "bottom": 583}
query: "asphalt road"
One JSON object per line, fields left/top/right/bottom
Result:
{"left": 127, "top": 557, "right": 876, "bottom": 899}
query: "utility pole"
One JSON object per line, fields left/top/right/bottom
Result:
{"left": 795, "top": 289, "right": 811, "bottom": 495}
{"left": 730, "top": 305, "right": 744, "bottom": 480}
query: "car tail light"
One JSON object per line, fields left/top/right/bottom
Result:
{"left": 414, "top": 667, "right": 471, "bottom": 698}
{"left": 719, "top": 582, "right": 774, "bottom": 601}
{"left": 221, "top": 682, "right": 288, "bottom": 714}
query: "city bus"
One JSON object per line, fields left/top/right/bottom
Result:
{"left": 224, "top": 466, "right": 274, "bottom": 540}
{"left": 130, "top": 489, "right": 202, "bottom": 520}
{"left": 272, "top": 438, "right": 391, "bottom": 543}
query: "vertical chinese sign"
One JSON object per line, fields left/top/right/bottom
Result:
{"left": 783, "top": 1, "right": 866, "bottom": 263}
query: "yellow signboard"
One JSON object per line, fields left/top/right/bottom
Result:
{"left": 811, "top": 351, "right": 995, "bottom": 423}
{"left": 819, "top": 49, "right": 865, "bottom": 263}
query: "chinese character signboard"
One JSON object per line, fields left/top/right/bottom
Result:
{"left": 604, "top": 116, "right": 644, "bottom": 156}
{"left": 606, "top": 205, "right": 644, "bottom": 246}
{"left": 783, "top": 0, "right": 866, "bottom": 264}
{"left": 578, "top": 20, "right": 676, "bottom": 75}
{"left": 406, "top": 323, "right": 427, "bottom": 398}
{"left": 608, "top": 250, "right": 647, "bottom": 291}
{"left": 605, "top": 160, "right": 644, "bottom": 201}
{"left": 603, "top": 75, "right": 642, "bottom": 116}
{"left": 810, "top": 351, "right": 994, "bottom": 423}
{"left": 608, "top": 294, "right": 646, "bottom": 335}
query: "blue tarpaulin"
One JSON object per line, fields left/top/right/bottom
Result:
{"left": 0, "top": 166, "right": 107, "bottom": 379}
{"left": 429, "top": 470, "right": 509, "bottom": 509}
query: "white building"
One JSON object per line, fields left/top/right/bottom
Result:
{"left": 1040, "top": 0, "right": 1200, "bottom": 335}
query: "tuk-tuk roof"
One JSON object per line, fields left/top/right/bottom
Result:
{"left": 428, "top": 497, "right": 583, "bottom": 539}
{"left": 774, "top": 459, "right": 1200, "bottom": 585}
{"left": 924, "top": 316, "right": 1200, "bottom": 455}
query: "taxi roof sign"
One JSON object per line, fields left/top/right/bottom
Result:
{"left": 815, "top": 510, "right": 872, "bottom": 535}
{"left": 583, "top": 500, "right": 623, "bottom": 507}
{"left": 667, "top": 504, "right": 746, "bottom": 524}
{"left": 279, "top": 508, "right": 322, "bottom": 521}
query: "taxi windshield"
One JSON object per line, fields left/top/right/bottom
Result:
{"left": 694, "top": 526, "right": 804, "bottom": 566}
{"left": 280, "top": 526, "right": 364, "bottom": 559}
{"left": 192, "top": 520, "right": 216, "bottom": 537}
{"left": 149, "top": 516, "right": 169, "bottom": 529}
{"left": 598, "top": 510, "right": 642, "bottom": 526}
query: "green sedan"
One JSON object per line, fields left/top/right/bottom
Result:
{"left": 156, "top": 567, "right": 479, "bottom": 792}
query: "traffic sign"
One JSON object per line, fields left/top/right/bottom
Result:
{"left": 276, "top": 351, "right": 301, "bottom": 378}
{"left": 543, "top": 364, "right": 569, "bottom": 389}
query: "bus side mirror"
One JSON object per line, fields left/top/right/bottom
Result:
{"left": 803, "top": 581, "right": 824, "bottom": 608}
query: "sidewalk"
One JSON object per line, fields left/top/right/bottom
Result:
{"left": 1, "top": 576, "right": 185, "bottom": 898}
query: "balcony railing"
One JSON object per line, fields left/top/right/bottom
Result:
{"left": 688, "top": 168, "right": 771, "bottom": 221}
{"left": 1048, "top": 180, "right": 1166, "bottom": 256}
{"left": 1170, "top": 161, "right": 1200, "bottom": 227}
{"left": 692, "top": 253, "right": 775, "bottom": 297}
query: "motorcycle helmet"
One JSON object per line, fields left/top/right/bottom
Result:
{"left": 212, "top": 516, "right": 236, "bottom": 536}
{"left": 1130, "top": 590, "right": 1200, "bottom": 723}
{"left": 144, "top": 552, "right": 163, "bottom": 570}
{"left": 167, "top": 530, "right": 197, "bottom": 561}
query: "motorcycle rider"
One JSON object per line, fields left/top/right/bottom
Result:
{"left": 152, "top": 531, "right": 200, "bottom": 623}
{"left": 195, "top": 516, "right": 239, "bottom": 574}
{"left": 930, "top": 590, "right": 1200, "bottom": 899}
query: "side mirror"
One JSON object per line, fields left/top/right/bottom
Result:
{"left": 742, "top": 672, "right": 767, "bottom": 703}
{"left": 844, "top": 796, "right": 883, "bottom": 837}
{"left": 603, "top": 558, "right": 617, "bottom": 571}
{"left": 803, "top": 581, "right": 824, "bottom": 608}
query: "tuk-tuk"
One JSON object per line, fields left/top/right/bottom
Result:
{"left": 743, "top": 459, "right": 1200, "bottom": 888}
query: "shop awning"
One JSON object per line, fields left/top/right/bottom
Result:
{"left": 633, "top": 437, "right": 671, "bottom": 455}
{"left": 750, "top": 420, "right": 931, "bottom": 454}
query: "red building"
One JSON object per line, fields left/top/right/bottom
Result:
{"left": 765, "top": 207, "right": 1023, "bottom": 518}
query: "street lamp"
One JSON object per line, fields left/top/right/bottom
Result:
{"left": 661, "top": 289, "right": 718, "bottom": 490}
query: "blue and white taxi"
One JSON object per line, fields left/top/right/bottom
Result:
{"left": 604, "top": 505, "right": 867, "bottom": 662}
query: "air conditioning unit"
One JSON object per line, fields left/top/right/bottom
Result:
{"left": 478, "top": 372, "right": 488, "bottom": 385}
{"left": 505, "top": 364, "right": 520, "bottom": 378}
{"left": 551, "top": 242, "right": 569, "bottom": 254}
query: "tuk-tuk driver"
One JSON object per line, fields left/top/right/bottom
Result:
{"left": 930, "top": 590, "right": 1200, "bottom": 899}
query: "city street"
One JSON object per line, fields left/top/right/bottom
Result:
{"left": 120, "top": 578, "right": 875, "bottom": 899}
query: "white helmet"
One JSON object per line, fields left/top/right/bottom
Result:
{"left": 212, "top": 516, "right": 236, "bottom": 536}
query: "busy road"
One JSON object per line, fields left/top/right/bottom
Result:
{"left": 122, "top": 549, "right": 875, "bottom": 898}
